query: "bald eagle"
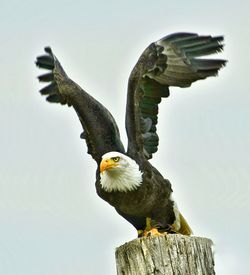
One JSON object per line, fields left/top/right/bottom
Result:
{"left": 36, "top": 32, "right": 226, "bottom": 237}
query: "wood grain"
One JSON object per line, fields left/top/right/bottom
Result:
{"left": 116, "top": 234, "right": 215, "bottom": 275}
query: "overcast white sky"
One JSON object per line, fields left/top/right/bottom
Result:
{"left": 0, "top": 0, "right": 250, "bottom": 274}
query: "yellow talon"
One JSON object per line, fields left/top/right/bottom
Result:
{"left": 143, "top": 228, "right": 165, "bottom": 237}
{"left": 141, "top": 217, "right": 165, "bottom": 237}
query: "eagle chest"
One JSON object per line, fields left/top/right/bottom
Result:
{"left": 96, "top": 173, "right": 172, "bottom": 217}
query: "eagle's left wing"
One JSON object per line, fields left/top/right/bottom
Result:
{"left": 126, "top": 32, "right": 226, "bottom": 160}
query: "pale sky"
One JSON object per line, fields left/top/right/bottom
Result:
{"left": 1, "top": 1, "right": 250, "bottom": 274}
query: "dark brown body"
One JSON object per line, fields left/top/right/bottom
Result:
{"left": 96, "top": 156, "right": 175, "bottom": 231}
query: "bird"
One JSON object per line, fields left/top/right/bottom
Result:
{"left": 35, "top": 32, "right": 226, "bottom": 237}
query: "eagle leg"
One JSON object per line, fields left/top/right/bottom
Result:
{"left": 137, "top": 230, "right": 144, "bottom": 238}
{"left": 143, "top": 228, "right": 165, "bottom": 237}
{"left": 142, "top": 217, "right": 165, "bottom": 237}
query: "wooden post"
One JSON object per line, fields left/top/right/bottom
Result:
{"left": 115, "top": 234, "right": 215, "bottom": 275}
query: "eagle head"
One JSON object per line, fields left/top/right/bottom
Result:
{"left": 99, "top": 152, "right": 143, "bottom": 193}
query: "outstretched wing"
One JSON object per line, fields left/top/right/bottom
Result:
{"left": 36, "top": 47, "right": 125, "bottom": 163}
{"left": 126, "top": 32, "right": 226, "bottom": 159}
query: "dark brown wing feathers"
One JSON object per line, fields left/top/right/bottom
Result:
{"left": 36, "top": 47, "right": 125, "bottom": 163}
{"left": 126, "top": 32, "right": 226, "bottom": 159}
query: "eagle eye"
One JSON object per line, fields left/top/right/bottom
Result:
{"left": 112, "top": 157, "right": 120, "bottom": 162}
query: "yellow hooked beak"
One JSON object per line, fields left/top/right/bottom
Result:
{"left": 100, "top": 158, "right": 119, "bottom": 173}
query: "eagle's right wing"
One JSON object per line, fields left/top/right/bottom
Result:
{"left": 36, "top": 47, "right": 125, "bottom": 163}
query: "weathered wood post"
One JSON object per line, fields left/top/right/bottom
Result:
{"left": 115, "top": 234, "right": 215, "bottom": 275}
